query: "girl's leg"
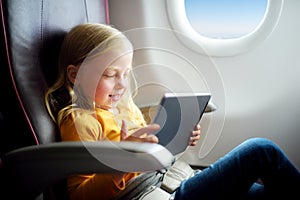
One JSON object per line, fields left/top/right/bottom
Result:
{"left": 174, "top": 138, "right": 300, "bottom": 200}
{"left": 245, "top": 183, "right": 265, "bottom": 200}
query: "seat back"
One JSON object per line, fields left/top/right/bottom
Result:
{"left": 0, "top": 0, "right": 109, "bottom": 198}
{"left": 0, "top": 0, "right": 109, "bottom": 153}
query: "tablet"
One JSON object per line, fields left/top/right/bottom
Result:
{"left": 151, "top": 93, "right": 211, "bottom": 155}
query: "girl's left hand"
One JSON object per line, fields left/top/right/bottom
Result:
{"left": 189, "top": 124, "right": 201, "bottom": 146}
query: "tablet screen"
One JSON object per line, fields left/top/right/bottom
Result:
{"left": 152, "top": 93, "right": 211, "bottom": 155}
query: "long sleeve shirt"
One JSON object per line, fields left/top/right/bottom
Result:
{"left": 60, "top": 100, "right": 147, "bottom": 200}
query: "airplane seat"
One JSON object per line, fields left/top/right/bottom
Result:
{"left": 0, "top": 0, "right": 109, "bottom": 152}
{"left": 0, "top": 0, "right": 109, "bottom": 198}
{"left": 0, "top": 0, "right": 174, "bottom": 199}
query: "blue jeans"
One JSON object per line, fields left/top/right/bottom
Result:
{"left": 174, "top": 138, "right": 300, "bottom": 200}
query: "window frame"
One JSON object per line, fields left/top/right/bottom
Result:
{"left": 165, "top": 0, "right": 284, "bottom": 57}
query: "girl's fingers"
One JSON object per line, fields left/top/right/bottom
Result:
{"left": 190, "top": 124, "right": 201, "bottom": 146}
{"left": 139, "top": 134, "right": 159, "bottom": 143}
{"left": 120, "top": 120, "right": 128, "bottom": 140}
{"left": 195, "top": 124, "right": 201, "bottom": 131}
{"left": 121, "top": 122, "right": 160, "bottom": 143}
{"left": 131, "top": 123, "right": 160, "bottom": 138}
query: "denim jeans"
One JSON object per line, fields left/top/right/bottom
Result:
{"left": 174, "top": 138, "right": 300, "bottom": 200}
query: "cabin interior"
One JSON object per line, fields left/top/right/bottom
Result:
{"left": 0, "top": 0, "right": 299, "bottom": 199}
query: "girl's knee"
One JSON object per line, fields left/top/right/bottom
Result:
{"left": 245, "top": 137, "right": 276, "bottom": 148}
{"left": 245, "top": 137, "right": 281, "bottom": 155}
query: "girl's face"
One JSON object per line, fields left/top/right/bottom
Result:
{"left": 94, "top": 52, "right": 132, "bottom": 110}
{"left": 70, "top": 50, "right": 133, "bottom": 110}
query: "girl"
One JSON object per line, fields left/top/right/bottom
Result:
{"left": 45, "top": 23, "right": 300, "bottom": 200}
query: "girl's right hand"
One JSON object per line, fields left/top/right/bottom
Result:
{"left": 120, "top": 120, "right": 160, "bottom": 143}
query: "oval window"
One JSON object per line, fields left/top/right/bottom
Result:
{"left": 185, "top": 0, "right": 268, "bottom": 39}
{"left": 166, "top": 0, "right": 284, "bottom": 56}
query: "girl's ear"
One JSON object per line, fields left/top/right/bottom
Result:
{"left": 67, "top": 64, "right": 79, "bottom": 84}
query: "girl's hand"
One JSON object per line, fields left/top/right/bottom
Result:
{"left": 189, "top": 124, "right": 201, "bottom": 146}
{"left": 120, "top": 120, "right": 160, "bottom": 143}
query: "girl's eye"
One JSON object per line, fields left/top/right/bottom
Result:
{"left": 103, "top": 68, "right": 130, "bottom": 79}
{"left": 103, "top": 73, "right": 116, "bottom": 78}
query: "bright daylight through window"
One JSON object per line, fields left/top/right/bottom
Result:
{"left": 184, "top": 0, "right": 268, "bottom": 39}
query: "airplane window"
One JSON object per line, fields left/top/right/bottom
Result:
{"left": 184, "top": 0, "right": 268, "bottom": 39}
{"left": 166, "top": 0, "right": 284, "bottom": 56}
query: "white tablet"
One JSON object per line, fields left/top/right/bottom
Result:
{"left": 151, "top": 93, "right": 211, "bottom": 155}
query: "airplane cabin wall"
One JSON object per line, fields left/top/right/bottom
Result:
{"left": 108, "top": 0, "right": 300, "bottom": 170}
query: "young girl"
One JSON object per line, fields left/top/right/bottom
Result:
{"left": 45, "top": 23, "right": 300, "bottom": 200}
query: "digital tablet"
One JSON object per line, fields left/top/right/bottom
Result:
{"left": 151, "top": 93, "right": 211, "bottom": 155}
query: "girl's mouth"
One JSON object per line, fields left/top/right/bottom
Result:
{"left": 109, "top": 94, "right": 121, "bottom": 102}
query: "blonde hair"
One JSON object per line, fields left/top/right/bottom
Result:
{"left": 45, "top": 23, "right": 136, "bottom": 127}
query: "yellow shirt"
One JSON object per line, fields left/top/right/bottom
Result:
{"left": 60, "top": 100, "right": 147, "bottom": 200}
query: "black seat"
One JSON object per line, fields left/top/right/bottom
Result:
{"left": 0, "top": 0, "right": 174, "bottom": 199}
{"left": 0, "top": 0, "right": 108, "bottom": 198}
{"left": 0, "top": 0, "right": 109, "bottom": 154}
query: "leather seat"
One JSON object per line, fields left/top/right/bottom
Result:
{"left": 0, "top": 1, "right": 174, "bottom": 199}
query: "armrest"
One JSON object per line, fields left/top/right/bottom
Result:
{"left": 2, "top": 141, "right": 174, "bottom": 196}
{"left": 205, "top": 101, "right": 217, "bottom": 113}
